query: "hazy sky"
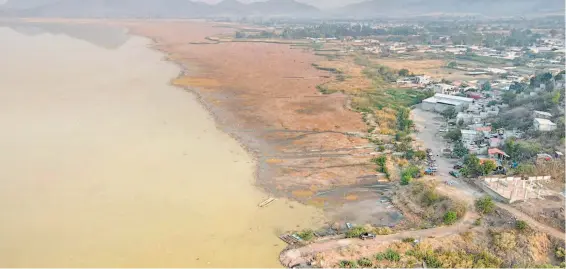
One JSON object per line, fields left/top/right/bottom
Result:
{"left": 0, "top": 0, "right": 367, "bottom": 9}
{"left": 195, "top": 0, "right": 365, "bottom": 9}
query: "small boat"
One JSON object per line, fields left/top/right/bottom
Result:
{"left": 258, "top": 197, "right": 276, "bottom": 207}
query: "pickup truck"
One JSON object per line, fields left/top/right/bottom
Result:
{"left": 359, "top": 232, "right": 376, "bottom": 240}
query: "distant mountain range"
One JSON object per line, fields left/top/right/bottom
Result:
{"left": 334, "top": 0, "right": 566, "bottom": 18}
{"left": 0, "top": 0, "right": 319, "bottom": 18}
{"left": 0, "top": 0, "right": 564, "bottom": 18}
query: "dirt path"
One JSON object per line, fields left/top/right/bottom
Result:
{"left": 495, "top": 202, "right": 565, "bottom": 239}
{"left": 280, "top": 210, "right": 477, "bottom": 267}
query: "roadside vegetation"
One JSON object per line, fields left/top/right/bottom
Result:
{"left": 392, "top": 181, "right": 466, "bottom": 229}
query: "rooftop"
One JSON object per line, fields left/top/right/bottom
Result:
{"left": 534, "top": 118, "right": 557, "bottom": 125}
{"left": 435, "top": 93, "right": 474, "bottom": 102}
{"left": 534, "top": 110, "right": 553, "bottom": 117}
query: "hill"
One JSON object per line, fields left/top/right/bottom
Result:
{"left": 337, "top": 0, "right": 565, "bottom": 18}
{"left": 1, "top": 0, "right": 320, "bottom": 18}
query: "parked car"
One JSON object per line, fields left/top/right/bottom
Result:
{"left": 360, "top": 233, "right": 376, "bottom": 240}
{"left": 449, "top": 171, "right": 460, "bottom": 178}
{"left": 453, "top": 162, "right": 463, "bottom": 169}
{"left": 425, "top": 168, "right": 436, "bottom": 175}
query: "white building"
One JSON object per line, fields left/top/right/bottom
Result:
{"left": 421, "top": 94, "right": 474, "bottom": 113}
{"left": 430, "top": 83, "right": 457, "bottom": 95}
{"left": 534, "top": 118, "right": 557, "bottom": 132}
{"left": 415, "top": 75, "right": 431, "bottom": 85}
{"left": 461, "top": 129, "right": 479, "bottom": 145}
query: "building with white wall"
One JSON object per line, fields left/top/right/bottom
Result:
{"left": 421, "top": 94, "right": 474, "bottom": 113}
{"left": 534, "top": 118, "right": 557, "bottom": 131}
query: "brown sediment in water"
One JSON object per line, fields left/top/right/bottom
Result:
{"left": 0, "top": 21, "right": 326, "bottom": 267}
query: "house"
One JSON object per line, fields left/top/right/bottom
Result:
{"left": 457, "top": 112, "right": 482, "bottom": 124}
{"left": 430, "top": 83, "right": 457, "bottom": 95}
{"left": 489, "top": 137, "right": 502, "bottom": 147}
{"left": 533, "top": 118, "right": 557, "bottom": 131}
{"left": 415, "top": 75, "right": 431, "bottom": 85}
{"left": 475, "top": 126, "right": 492, "bottom": 137}
{"left": 488, "top": 148, "right": 509, "bottom": 160}
{"left": 533, "top": 110, "right": 552, "bottom": 119}
{"left": 461, "top": 129, "right": 479, "bottom": 144}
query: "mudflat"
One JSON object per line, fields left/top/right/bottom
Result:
{"left": 0, "top": 25, "right": 323, "bottom": 267}
{"left": 124, "top": 21, "right": 376, "bottom": 202}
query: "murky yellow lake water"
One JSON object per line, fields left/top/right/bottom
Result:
{"left": 0, "top": 24, "right": 324, "bottom": 267}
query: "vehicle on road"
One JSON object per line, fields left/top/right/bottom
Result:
{"left": 359, "top": 232, "right": 376, "bottom": 240}
{"left": 449, "top": 171, "right": 460, "bottom": 178}
{"left": 425, "top": 168, "right": 436, "bottom": 175}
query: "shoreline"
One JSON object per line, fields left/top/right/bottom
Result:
{"left": 121, "top": 20, "right": 375, "bottom": 203}
{"left": 134, "top": 34, "right": 272, "bottom": 196}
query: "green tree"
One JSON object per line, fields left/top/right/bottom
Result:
{"left": 396, "top": 108, "right": 413, "bottom": 132}
{"left": 444, "top": 129, "right": 462, "bottom": 142}
{"left": 475, "top": 196, "right": 495, "bottom": 214}
{"left": 447, "top": 61, "right": 457, "bottom": 68}
{"left": 453, "top": 140, "right": 469, "bottom": 158}
{"left": 443, "top": 211, "right": 458, "bottom": 225}
{"left": 441, "top": 106, "right": 457, "bottom": 119}
{"left": 463, "top": 154, "right": 482, "bottom": 177}
{"left": 502, "top": 91, "right": 517, "bottom": 104}
{"left": 481, "top": 81, "right": 492, "bottom": 91}
{"left": 481, "top": 160, "right": 497, "bottom": 175}
{"left": 398, "top": 68, "right": 410, "bottom": 76}
{"left": 551, "top": 90, "right": 561, "bottom": 105}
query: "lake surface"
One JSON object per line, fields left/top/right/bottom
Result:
{"left": 0, "top": 23, "right": 324, "bottom": 267}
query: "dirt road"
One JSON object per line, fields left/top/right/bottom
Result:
{"left": 412, "top": 107, "right": 565, "bottom": 240}
{"left": 280, "top": 210, "right": 477, "bottom": 267}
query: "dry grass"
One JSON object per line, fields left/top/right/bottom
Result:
{"left": 373, "top": 58, "right": 446, "bottom": 77}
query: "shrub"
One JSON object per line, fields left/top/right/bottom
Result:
{"left": 401, "top": 174, "right": 412, "bottom": 185}
{"left": 357, "top": 257, "right": 373, "bottom": 267}
{"left": 423, "top": 190, "right": 440, "bottom": 206}
{"left": 414, "top": 150, "right": 427, "bottom": 160}
{"left": 474, "top": 218, "right": 482, "bottom": 226}
{"left": 475, "top": 196, "right": 495, "bottom": 214}
{"left": 473, "top": 250, "right": 502, "bottom": 268}
{"left": 424, "top": 253, "right": 442, "bottom": 268}
{"left": 375, "top": 253, "right": 385, "bottom": 261}
{"left": 378, "top": 145, "right": 386, "bottom": 152}
{"left": 345, "top": 226, "right": 367, "bottom": 238}
{"left": 555, "top": 247, "right": 565, "bottom": 259}
{"left": 443, "top": 211, "right": 458, "bottom": 225}
{"left": 297, "top": 229, "right": 315, "bottom": 241}
{"left": 339, "top": 260, "right": 358, "bottom": 268}
{"left": 493, "top": 231, "right": 517, "bottom": 251}
{"left": 374, "top": 227, "right": 393, "bottom": 235}
{"left": 515, "top": 220, "right": 528, "bottom": 231}
{"left": 384, "top": 249, "right": 401, "bottom": 262}
{"left": 402, "top": 237, "right": 416, "bottom": 243}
